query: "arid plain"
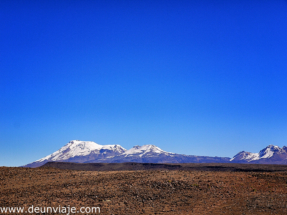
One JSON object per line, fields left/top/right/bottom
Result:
{"left": 1, "top": 164, "right": 287, "bottom": 214}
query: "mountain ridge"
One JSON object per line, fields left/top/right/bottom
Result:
{"left": 24, "top": 140, "right": 287, "bottom": 168}
{"left": 24, "top": 140, "right": 230, "bottom": 167}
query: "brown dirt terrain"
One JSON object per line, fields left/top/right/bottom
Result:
{"left": 1, "top": 165, "right": 287, "bottom": 214}
{"left": 42, "top": 161, "right": 287, "bottom": 172}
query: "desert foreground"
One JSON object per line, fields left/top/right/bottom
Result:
{"left": 1, "top": 165, "right": 287, "bottom": 214}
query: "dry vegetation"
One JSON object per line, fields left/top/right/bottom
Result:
{"left": 1, "top": 167, "right": 287, "bottom": 214}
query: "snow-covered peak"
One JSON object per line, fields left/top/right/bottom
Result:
{"left": 66, "top": 140, "right": 103, "bottom": 151}
{"left": 123, "top": 144, "right": 171, "bottom": 157}
{"left": 230, "top": 151, "right": 259, "bottom": 162}
{"left": 263, "top": 145, "right": 280, "bottom": 150}
{"left": 36, "top": 140, "right": 126, "bottom": 162}
{"left": 259, "top": 145, "right": 281, "bottom": 159}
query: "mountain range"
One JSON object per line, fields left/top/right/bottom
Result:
{"left": 24, "top": 140, "right": 287, "bottom": 168}
{"left": 230, "top": 145, "right": 287, "bottom": 164}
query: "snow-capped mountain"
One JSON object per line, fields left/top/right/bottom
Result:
{"left": 24, "top": 140, "right": 230, "bottom": 167}
{"left": 25, "top": 140, "right": 126, "bottom": 167}
{"left": 123, "top": 145, "right": 173, "bottom": 157}
{"left": 230, "top": 151, "right": 259, "bottom": 162}
{"left": 98, "top": 144, "right": 179, "bottom": 163}
{"left": 230, "top": 145, "right": 287, "bottom": 164}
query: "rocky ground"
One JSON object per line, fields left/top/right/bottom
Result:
{"left": 1, "top": 167, "right": 287, "bottom": 214}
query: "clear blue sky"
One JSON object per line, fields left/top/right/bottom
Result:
{"left": 1, "top": 0, "right": 287, "bottom": 166}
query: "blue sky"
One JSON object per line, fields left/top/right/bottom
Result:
{"left": 1, "top": 0, "right": 287, "bottom": 166}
